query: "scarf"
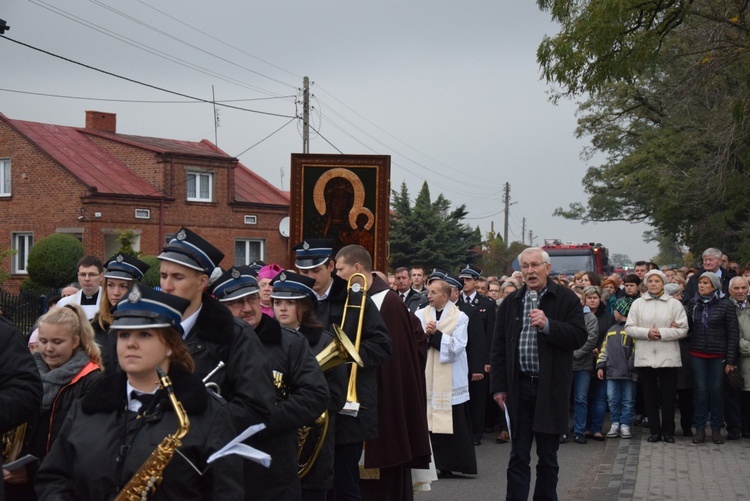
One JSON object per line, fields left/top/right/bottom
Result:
{"left": 423, "top": 301, "right": 460, "bottom": 434}
{"left": 34, "top": 350, "right": 91, "bottom": 411}
{"left": 693, "top": 290, "right": 722, "bottom": 333}
{"left": 647, "top": 291, "right": 664, "bottom": 300}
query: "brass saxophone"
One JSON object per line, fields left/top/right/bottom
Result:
{"left": 115, "top": 367, "right": 190, "bottom": 501}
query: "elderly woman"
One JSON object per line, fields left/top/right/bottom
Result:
{"left": 685, "top": 272, "right": 740, "bottom": 444}
{"left": 35, "top": 285, "right": 244, "bottom": 499}
{"left": 625, "top": 270, "right": 688, "bottom": 443}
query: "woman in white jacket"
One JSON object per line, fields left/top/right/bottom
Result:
{"left": 625, "top": 269, "right": 688, "bottom": 443}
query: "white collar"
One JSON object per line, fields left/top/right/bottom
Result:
{"left": 315, "top": 279, "right": 334, "bottom": 301}
{"left": 181, "top": 305, "right": 202, "bottom": 339}
{"left": 126, "top": 380, "right": 159, "bottom": 412}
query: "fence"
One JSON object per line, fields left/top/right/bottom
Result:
{"left": 0, "top": 289, "right": 53, "bottom": 336}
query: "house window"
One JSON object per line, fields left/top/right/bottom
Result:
{"left": 0, "top": 158, "right": 10, "bottom": 197}
{"left": 235, "top": 239, "right": 265, "bottom": 266}
{"left": 12, "top": 232, "right": 33, "bottom": 274}
{"left": 244, "top": 215, "right": 257, "bottom": 225}
{"left": 187, "top": 171, "right": 214, "bottom": 202}
{"left": 135, "top": 209, "right": 151, "bottom": 219}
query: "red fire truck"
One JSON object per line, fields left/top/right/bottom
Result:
{"left": 540, "top": 239, "right": 612, "bottom": 277}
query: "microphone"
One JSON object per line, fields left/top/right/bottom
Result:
{"left": 529, "top": 290, "right": 538, "bottom": 310}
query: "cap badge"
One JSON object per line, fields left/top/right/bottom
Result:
{"left": 128, "top": 284, "right": 142, "bottom": 303}
{"left": 302, "top": 241, "right": 310, "bottom": 250}
{"left": 177, "top": 229, "right": 187, "bottom": 241}
{"left": 116, "top": 254, "right": 124, "bottom": 263}
{"left": 280, "top": 272, "right": 287, "bottom": 281}
{"left": 231, "top": 268, "right": 241, "bottom": 279}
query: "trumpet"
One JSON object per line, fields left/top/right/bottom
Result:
{"left": 202, "top": 361, "right": 225, "bottom": 396}
{"left": 340, "top": 273, "right": 368, "bottom": 413}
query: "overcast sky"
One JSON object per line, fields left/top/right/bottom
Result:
{"left": 1, "top": 1, "right": 657, "bottom": 263}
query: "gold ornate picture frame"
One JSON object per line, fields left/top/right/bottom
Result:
{"left": 289, "top": 154, "right": 390, "bottom": 272}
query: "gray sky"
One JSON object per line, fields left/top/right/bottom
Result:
{"left": 2, "top": 0, "right": 657, "bottom": 263}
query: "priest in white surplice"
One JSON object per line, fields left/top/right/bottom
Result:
{"left": 415, "top": 278, "right": 477, "bottom": 478}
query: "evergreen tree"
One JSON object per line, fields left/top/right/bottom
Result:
{"left": 390, "top": 181, "right": 481, "bottom": 271}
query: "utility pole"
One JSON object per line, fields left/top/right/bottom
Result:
{"left": 503, "top": 182, "right": 510, "bottom": 248}
{"left": 212, "top": 85, "right": 219, "bottom": 151}
{"left": 302, "top": 76, "right": 310, "bottom": 153}
{"left": 529, "top": 230, "right": 535, "bottom": 246}
{"left": 521, "top": 218, "right": 526, "bottom": 245}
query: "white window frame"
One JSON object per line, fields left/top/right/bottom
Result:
{"left": 244, "top": 215, "right": 257, "bottom": 225}
{"left": 12, "top": 232, "right": 33, "bottom": 274}
{"left": 134, "top": 209, "right": 151, "bottom": 219}
{"left": 235, "top": 238, "right": 265, "bottom": 266}
{"left": 186, "top": 170, "right": 214, "bottom": 202}
{"left": 0, "top": 158, "right": 10, "bottom": 197}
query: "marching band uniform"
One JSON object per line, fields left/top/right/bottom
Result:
{"left": 35, "top": 286, "right": 244, "bottom": 500}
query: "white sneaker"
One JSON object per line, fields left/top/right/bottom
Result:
{"left": 606, "top": 423, "right": 620, "bottom": 438}
{"left": 620, "top": 425, "right": 632, "bottom": 439}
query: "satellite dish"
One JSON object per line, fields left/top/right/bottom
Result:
{"left": 279, "top": 217, "right": 290, "bottom": 237}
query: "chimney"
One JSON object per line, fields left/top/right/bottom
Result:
{"left": 85, "top": 111, "right": 116, "bottom": 133}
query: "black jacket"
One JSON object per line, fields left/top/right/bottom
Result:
{"left": 456, "top": 301, "right": 487, "bottom": 374}
{"left": 315, "top": 275, "right": 392, "bottom": 444}
{"left": 459, "top": 293, "right": 497, "bottom": 365}
{"left": 35, "top": 366, "right": 244, "bottom": 500}
{"left": 0, "top": 317, "right": 42, "bottom": 435}
{"left": 683, "top": 267, "right": 735, "bottom": 305}
{"left": 244, "top": 315, "right": 329, "bottom": 501}
{"left": 0, "top": 318, "right": 42, "bottom": 501}
{"left": 186, "top": 293, "right": 275, "bottom": 431}
{"left": 298, "top": 324, "right": 347, "bottom": 491}
{"left": 490, "top": 279, "right": 587, "bottom": 434}
{"left": 686, "top": 296, "right": 740, "bottom": 365}
{"left": 92, "top": 315, "right": 117, "bottom": 373}
{"left": 24, "top": 360, "right": 101, "bottom": 461}
{"left": 401, "top": 288, "right": 427, "bottom": 313}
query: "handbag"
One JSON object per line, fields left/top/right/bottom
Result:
{"left": 726, "top": 370, "right": 744, "bottom": 390}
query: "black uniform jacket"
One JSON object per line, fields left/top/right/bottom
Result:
{"left": 490, "top": 279, "right": 587, "bottom": 435}
{"left": 186, "top": 293, "right": 275, "bottom": 431}
{"left": 456, "top": 301, "right": 488, "bottom": 375}
{"left": 459, "top": 293, "right": 496, "bottom": 366}
{"left": 35, "top": 366, "right": 244, "bottom": 500}
{"left": 244, "top": 314, "right": 329, "bottom": 501}
{"left": 315, "top": 275, "right": 392, "bottom": 444}
{"left": 298, "top": 324, "right": 347, "bottom": 491}
{"left": 0, "top": 317, "right": 42, "bottom": 434}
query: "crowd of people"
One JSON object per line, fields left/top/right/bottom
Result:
{"left": 1, "top": 236, "right": 749, "bottom": 500}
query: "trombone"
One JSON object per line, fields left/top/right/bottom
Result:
{"left": 340, "top": 273, "right": 368, "bottom": 414}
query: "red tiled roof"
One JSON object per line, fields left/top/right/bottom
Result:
{"left": 2, "top": 115, "right": 161, "bottom": 197}
{"left": 235, "top": 163, "right": 290, "bottom": 205}
{"left": 2, "top": 114, "right": 289, "bottom": 206}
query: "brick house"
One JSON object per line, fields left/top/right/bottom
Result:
{"left": 0, "top": 110, "right": 290, "bottom": 290}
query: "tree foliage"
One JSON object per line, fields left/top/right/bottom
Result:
{"left": 139, "top": 255, "right": 161, "bottom": 288}
{"left": 389, "top": 181, "right": 482, "bottom": 271}
{"left": 116, "top": 229, "right": 142, "bottom": 257}
{"left": 540, "top": 0, "right": 750, "bottom": 261}
{"left": 27, "top": 234, "right": 84, "bottom": 290}
{"left": 477, "top": 232, "right": 529, "bottom": 277}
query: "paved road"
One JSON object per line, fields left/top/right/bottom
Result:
{"left": 416, "top": 420, "right": 750, "bottom": 500}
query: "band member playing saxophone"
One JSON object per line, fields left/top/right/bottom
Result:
{"left": 35, "top": 285, "right": 243, "bottom": 500}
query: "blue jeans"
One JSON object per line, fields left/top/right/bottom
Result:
{"left": 507, "top": 378, "right": 560, "bottom": 501}
{"left": 691, "top": 356, "right": 726, "bottom": 431}
{"left": 586, "top": 377, "right": 607, "bottom": 434}
{"left": 606, "top": 379, "right": 636, "bottom": 426}
{"left": 572, "top": 371, "right": 591, "bottom": 436}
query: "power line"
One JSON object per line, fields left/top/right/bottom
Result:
{"left": 235, "top": 117, "right": 297, "bottom": 158}
{"left": 87, "top": 0, "right": 298, "bottom": 90}
{"left": 135, "top": 0, "right": 302, "bottom": 83}
{"left": 1, "top": 35, "right": 297, "bottom": 119}
{"left": 0, "top": 86, "right": 295, "bottom": 104}
{"left": 27, "top": 0, "right": 287, "bottom": 97}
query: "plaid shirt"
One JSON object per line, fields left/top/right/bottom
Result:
{"left": 518, "top": 288, "right": 547, "bottom": 375}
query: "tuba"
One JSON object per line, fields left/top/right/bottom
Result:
{"left": 2, "top": 423, "right": 27, "bottom": 463}
{"left": 115, "top": 367, "right": 189, "bottom": 501}
{"left": 297, "top": 275, "right": 367, "bottom": 477}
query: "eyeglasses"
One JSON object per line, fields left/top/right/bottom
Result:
{"left": 78, "top": 273, "right": 101, "bottom": 279}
